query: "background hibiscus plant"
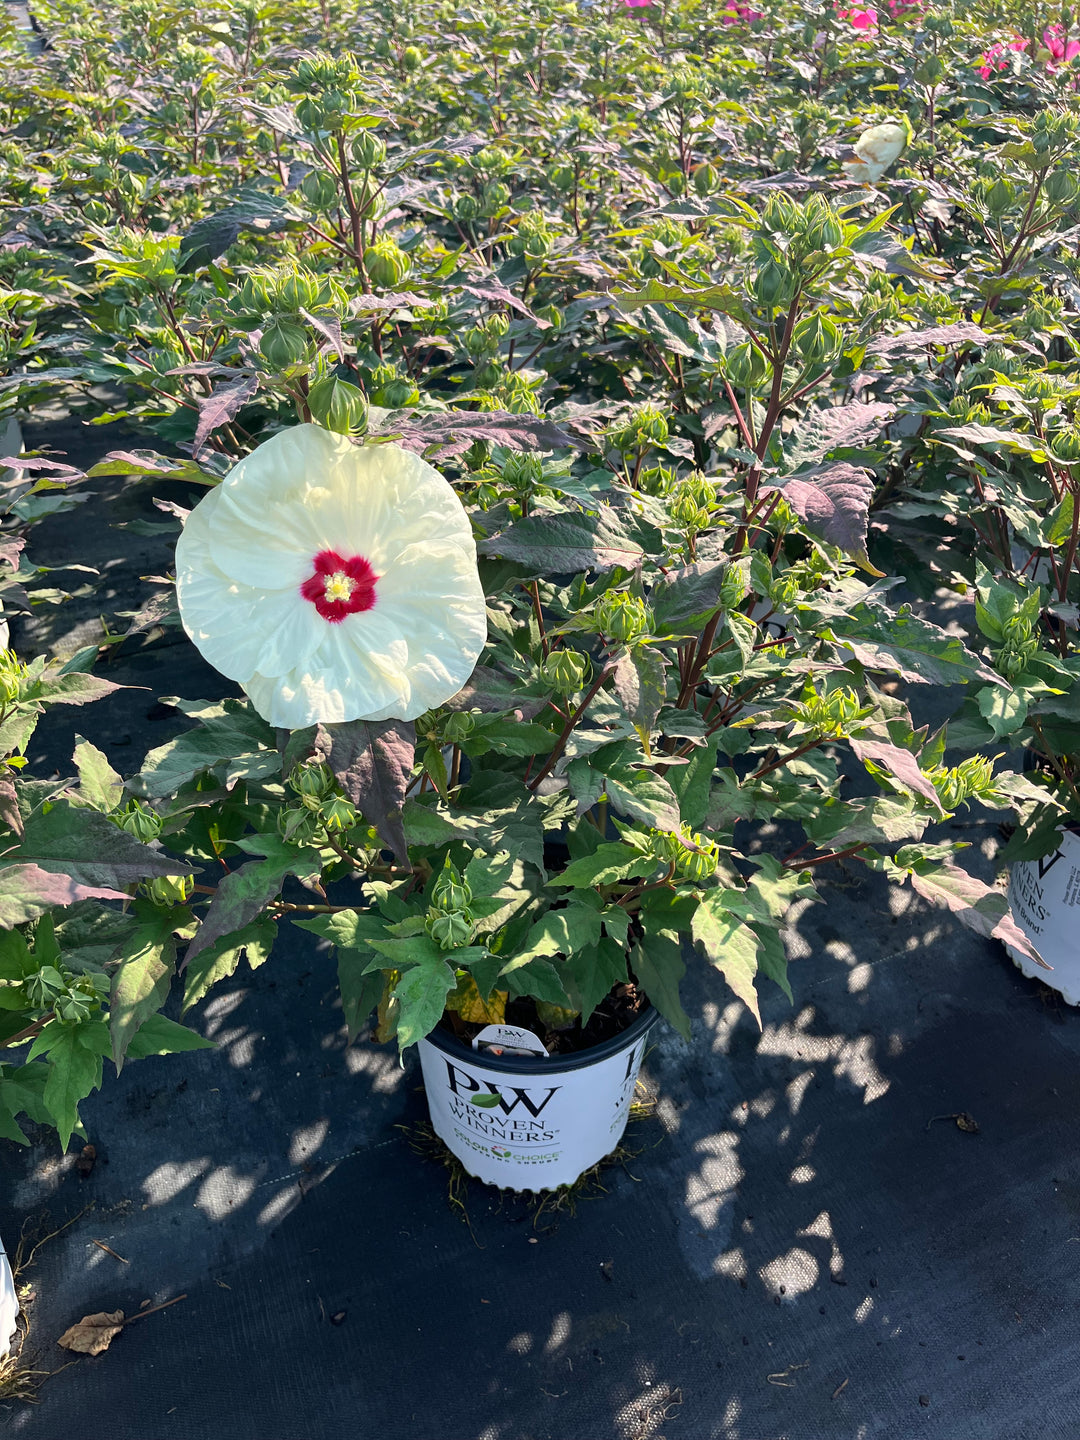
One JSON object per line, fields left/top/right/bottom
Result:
{"left": 5, "top": 0, "right": 1080, "bottom": 1143}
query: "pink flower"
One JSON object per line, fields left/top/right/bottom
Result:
{"left": 836, "top": 5, "right": 877, "bottom": 30}
{"left": 623, "top": 0, "right": 651, "bottom": 8}
{"left": 885, "top": 0, "right": 922, "bottom": 16}
{"left": 721, "top": 1, "right": 763, "bottom": 23}
{"left": 977, "top": 35, "right": 1027, "bottom": 79}
{"left": 1042, "top": 23, "right": 1080, "bottom": 69}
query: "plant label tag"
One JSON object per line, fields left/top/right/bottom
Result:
{"left": 472, "top": 1024, "right": 548, "bottom": 1058}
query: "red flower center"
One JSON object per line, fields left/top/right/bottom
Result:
{"left": 300, "top": 550, "right": 378, "bottom": 623}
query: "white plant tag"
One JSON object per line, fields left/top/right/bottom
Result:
{"left": 471, "top": 1024, "right": 548, "bottom": 1058}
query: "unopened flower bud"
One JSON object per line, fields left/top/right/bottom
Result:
{"left": 308, "top": 375, "right": 369, "bottom": 436}
{"left": 426, "top": 908, "right": 474, "bottom": 950}
{"left": 144, "top": 873, "right": 194, "bottom": 907}
{"left": 443, "top": 711, "right": 475, "bottom": 743}
{"left": 260, "top": 317, "right": 310, "bottom": 370}
{"left": 432, "top": 858, "right": 473, "bottom": 913}
{"left": 544, "top": 648, "right": 590, "bottom": 696}
{"left": 115, "top": 802, "right": 162, "bottom": 843}
{"left": 363, "top": 236, "right": 410, "bottom": 288}
{"left": 596, "top": 590, "right": 652, "bottom": 644}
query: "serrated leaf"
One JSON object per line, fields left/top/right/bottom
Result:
{"left": 0, "top": 865, "right": 128, "bottom": 929}
{"left": 181, "top": 919, "right": 276, "bottom": 1014}
{"left": 183, "top": 840, "right": 316, "bottom": 967}
{"left": 976, "top": 685, "right": 1028, "bottom": 740}
{"left": 763, "top": 463, "right": 876, "bottom": 562}
{"left": 320, "top": 718, "right": 415, "bottom": 864}
{"left": 604, "top": 767, "right": 681, "bottom": 831}
{"left": 563, "top": 934, "right": 629, "bottom": 1023}
{"left": 17, "top": 801, "right": 191, "bottom": 890}
{"left": 848, "top": 736, "right": 943, "bottom": 809}
{"left": 478, "top": 506, "right": 644, "bottom": 574}
{"left": 782, "top": 402, "right": 894, "bottom": 471}
{"left": 34, "top": 1022, "right": 105, "bottom": 1150}
{"left": 73, "top": 735, "right": 123, "bottom": 812}
{"left": 612, "top": 647, "right": 669, "bottom": 736}
{"left": 652, "top": 560, "right": 728, "bottom": 636}
{"left": 392, "top": 955, "right": 457, "bottom": 1050}
{"left": 630, "top": 937, "right": 690, "bottom": 1039}
{"left": 691, "top": 891, "right": 761, "bottom": 1026}
{"left": 124, "top": 1012, "right": 215, "bottom": 1059}
{"left": 110, "top": 907, "right": 177, "bottom": 1070}
{"left": 552, "top": 842, "right": 657, "bottom": 888}
{"left": 192, "top": 374, "right": 259, "bottom": 460}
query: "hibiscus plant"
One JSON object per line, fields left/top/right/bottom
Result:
{"left": 2, "top": 0, "right": 1080, "bottom": 1144}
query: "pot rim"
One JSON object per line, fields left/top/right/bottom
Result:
{"left": 421, "top": 1004, "right": 658, "bottom": 1074}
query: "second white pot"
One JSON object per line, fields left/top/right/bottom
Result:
{"left": 1006, "top": 827, "right": 1080, "bottom": 1002}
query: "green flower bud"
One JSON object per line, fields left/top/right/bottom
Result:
{"left": 426, "top": 908, "right": 474, "bottom": 950}
{"left": 260, "top": 317, "right": 311, "bottom": 370}
{"left": 791, "top": 315, "right": 842, "bottom": 366}
{"left": 544, "top": 648, "right": 590, "bottom": 696}
{"left": 26, "top": 966, "right": 66, "bottom": 1008}
{"left": 486, "top": 312, "right": 510, "bottom": 339}
{"left": 352, "top": 131, "right": 387, "bottom": 170}
{"left": 402, "top": 45, "right": 422, "bottom": 71}
{"left": 1045, "top": 169, "right": 1078, "bottom": 206}
{"left": 676, "top": 838, "right": 718, "bottom": 884}
{"left": 301, "top": 170, "right": 339, "bottom": 209}
{"left": 985, "top": 178, "right": 1015, "bottom": 215}
{"left": 144, "top": 873, "right": 194, "bottom": 907}
{"left": 277, "top": 270, "right": 322, "bottom": 312}
{"left": 693, "top": 162, "right": 719, "bottom": 197}
{"left": 290, "top": 762, "right": 336, "bottom": 801}
{"left": 278, "top": 806, "right": 323, "bottom": 844}
{"left": 724, "top": 341, "right": 769, "bottom": 388}
{"left": 502, "top": 452, "right": 543, "bottom": 492}
{"left": 443, "top": 711, "right": 475, "bottom": 743}
{"left": 753, "top": 258, "right": 794, "bottom": 310}
{"left": 308, "top": 375, "right": 369, "bottom": 436}
{"left": 1051, "top": 427, "right": 1080, "bottom": 462}
{"left": 322, "top": 796, "right": 357, "bottom": 831}
{"left": 0, "top": 650, "right": 25, "bottom": 704}
{"left": 363, "top": 236, "right": 410, "bottom": 288}
{"left": 114, "top": 801, "right": 162, "bottom": 843}
{"left": 377, "top": 375, "right": 420, "bottom": 408}
{"left": 55, "top": 991, "right": 93, "bottom": 1025}
{"left": 432, "top": 858, "right": 473, "bottom": 913}
{"left": 596, "top": 590, "right": 652, "bottom": 644}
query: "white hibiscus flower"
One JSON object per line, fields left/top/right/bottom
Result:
{"left": 175, "top": 424, "right": 487, "bottom": 730}
{"left": 840, "top": 120, "right": 910, "bottom": 184}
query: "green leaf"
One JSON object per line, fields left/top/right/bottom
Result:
{"left": 563, "top": 935, "right": 630, "bottom": 1023}
{"left": 17, "top": 800, "right": 193, "bottom": 889}
{"left": 670, "top": 735, "right": 721, "bottom": 830}
{"left": 652, "top": 561, "right": 728, "bottom": 636}
{"left": 133, "top": 699, "right": 276, "bottom": 799}
{"left": 124, "top": 1012, "right": 215, "bottom": 1059}
{"left": 553, "top": 842, "right": 657, "bottom": 888}
{"left": 477, "top": 506, "right": 644, "bottom": 574}
{"left": 33, "top": 1022, "right": 105, "bottom": 1150}
{"left": 630, "top": 937, "right": 690, "bottom": 1040}
{"left": 604, "top": 767, "right": 681, "bottom": 831}
{"left": 691, "top": 891, "right": 762, "bottom": 1026}
{"left": 976, "top": 685, "right": 1028, "bottom": 740}
{"left": 827, "top": 606, "right": 1001, "bottom": 687}
{"left": 73, "top": 735, "right": 124, "bottom": 811}
{"left": 501, "top": 957, "right": 571, "bottom": 1006}
{"left": 337, "top": 956, "right": 384, "bottom": 1042}
{"left": 181, "top": 919, "right": 276, "bottom": 1014}
{"left": 393, "top": 955, "right": 457, "bottom": 1050}
{"left": 464, "top": 720, "right": 556, "bottom": 757}
{"left": 184, "top": 838, "right": 318, "bottom": 966}
{"left": 109, "top": 906, "right": 177, "bottom": 1070}
{"left": 612, "top": 647, "right": 670, "bottom": 737}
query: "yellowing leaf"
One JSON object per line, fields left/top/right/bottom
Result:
{"left": 57, "top": 1310, "right": 124, "bottom": 1355}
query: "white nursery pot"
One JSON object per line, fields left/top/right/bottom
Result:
{"left": 1, "top": 1232, "right": 17, "bottom": 1359}
{"left": 417, "top": 1007, "right": 656, "bottom": 1191}
{"left": 1006, "top": 827, "right": 1080, "bottom": 1002}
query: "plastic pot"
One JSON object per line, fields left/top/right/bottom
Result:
{"left": 1006, "top": 827, "right": 1080, "bottom": 1002}
{"left": 417, "top": 1006, "right": 657, "bottom": 1191}
{"left": 1, "top": 1232, "right": 17, "bottom": 1359}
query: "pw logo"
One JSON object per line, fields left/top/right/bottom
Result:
{"left": 1038, "top": 849, "right": 1065, "bottom": 880}
{"left": 445, "top": 1061, "right": 562, "bottom": 1117}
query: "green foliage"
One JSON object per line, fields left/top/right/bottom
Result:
{"left": 2, "top": 0, "right": 1078, "bottom": 1138}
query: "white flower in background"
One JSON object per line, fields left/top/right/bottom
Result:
{"left": 840, "top": 120, "right": 910, "bottom": 184}
{"left": 175, "top": 424, "right": 487, "bottom": 730}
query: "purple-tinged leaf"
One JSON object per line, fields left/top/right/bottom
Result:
{"left": 321, "top": 719, "right": 416, "bottom": 863}
{"left": 110, "top": 906, "right": 177, "bottom": 1070}
{"left": 300, "top": 308, "right": 345, "bottom": 358}
{"left": 0, "top": 775, "right": 22, "bottom": 838}
{"left": 906, "top": 863, "right": 1048, "bottom": 968}
{"left": 192, "top": 375, "right": 259, "bottom": 460}
{"left": 0, "top": 864, "right": 127, "bottom": 928}
{"left": 612, "top": 647, "right": 670, "bottom": 734}
{"left": 375, "top": 408, "right": 586, "bottom": 458}
{"left": 783, "top": 402, "right": 895, "bottom": 471}
{"left": 866, "top": 323, "right": 990, "bottom": 358}
{"left": 763, "top": 464, "right": 875, "bottom": 558}
{"left": 0, "top": 537, "right": 24, "bottom": 571}
{"left": 652, "top": 560, "right": 728, "bottom": 635}
{"left": 349, "top": 292, "right": 434, "bottom": 314}
{"left": 462, "top": 278, "right": 551, "bottom": 328}
{"left": 18, "top": 801, "right": 192, "bottom": 889}
{"left": 87, "top": 449, "right": 225, "bottom": 486}
{"left": 848, "top": 736, "right": 943, "bottom": 810}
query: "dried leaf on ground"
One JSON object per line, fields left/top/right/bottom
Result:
{"left": 57, "top": 1310, "right": 124, "bottom": 1355}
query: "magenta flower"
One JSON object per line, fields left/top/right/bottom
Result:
{"left": 836, "top": 5, "right": 878, "bottom": 31}
{"left": 1042, "top": 23, "right": 1080, "bottom": 69}
{"left": 721, "top": 1, "right": 763, "bottom": 23}
{"left": 977, "top": 35, "right": 1027, "bottom": 80}
{"left": 623, "top": 0, "right": 651, "bottom": 8}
